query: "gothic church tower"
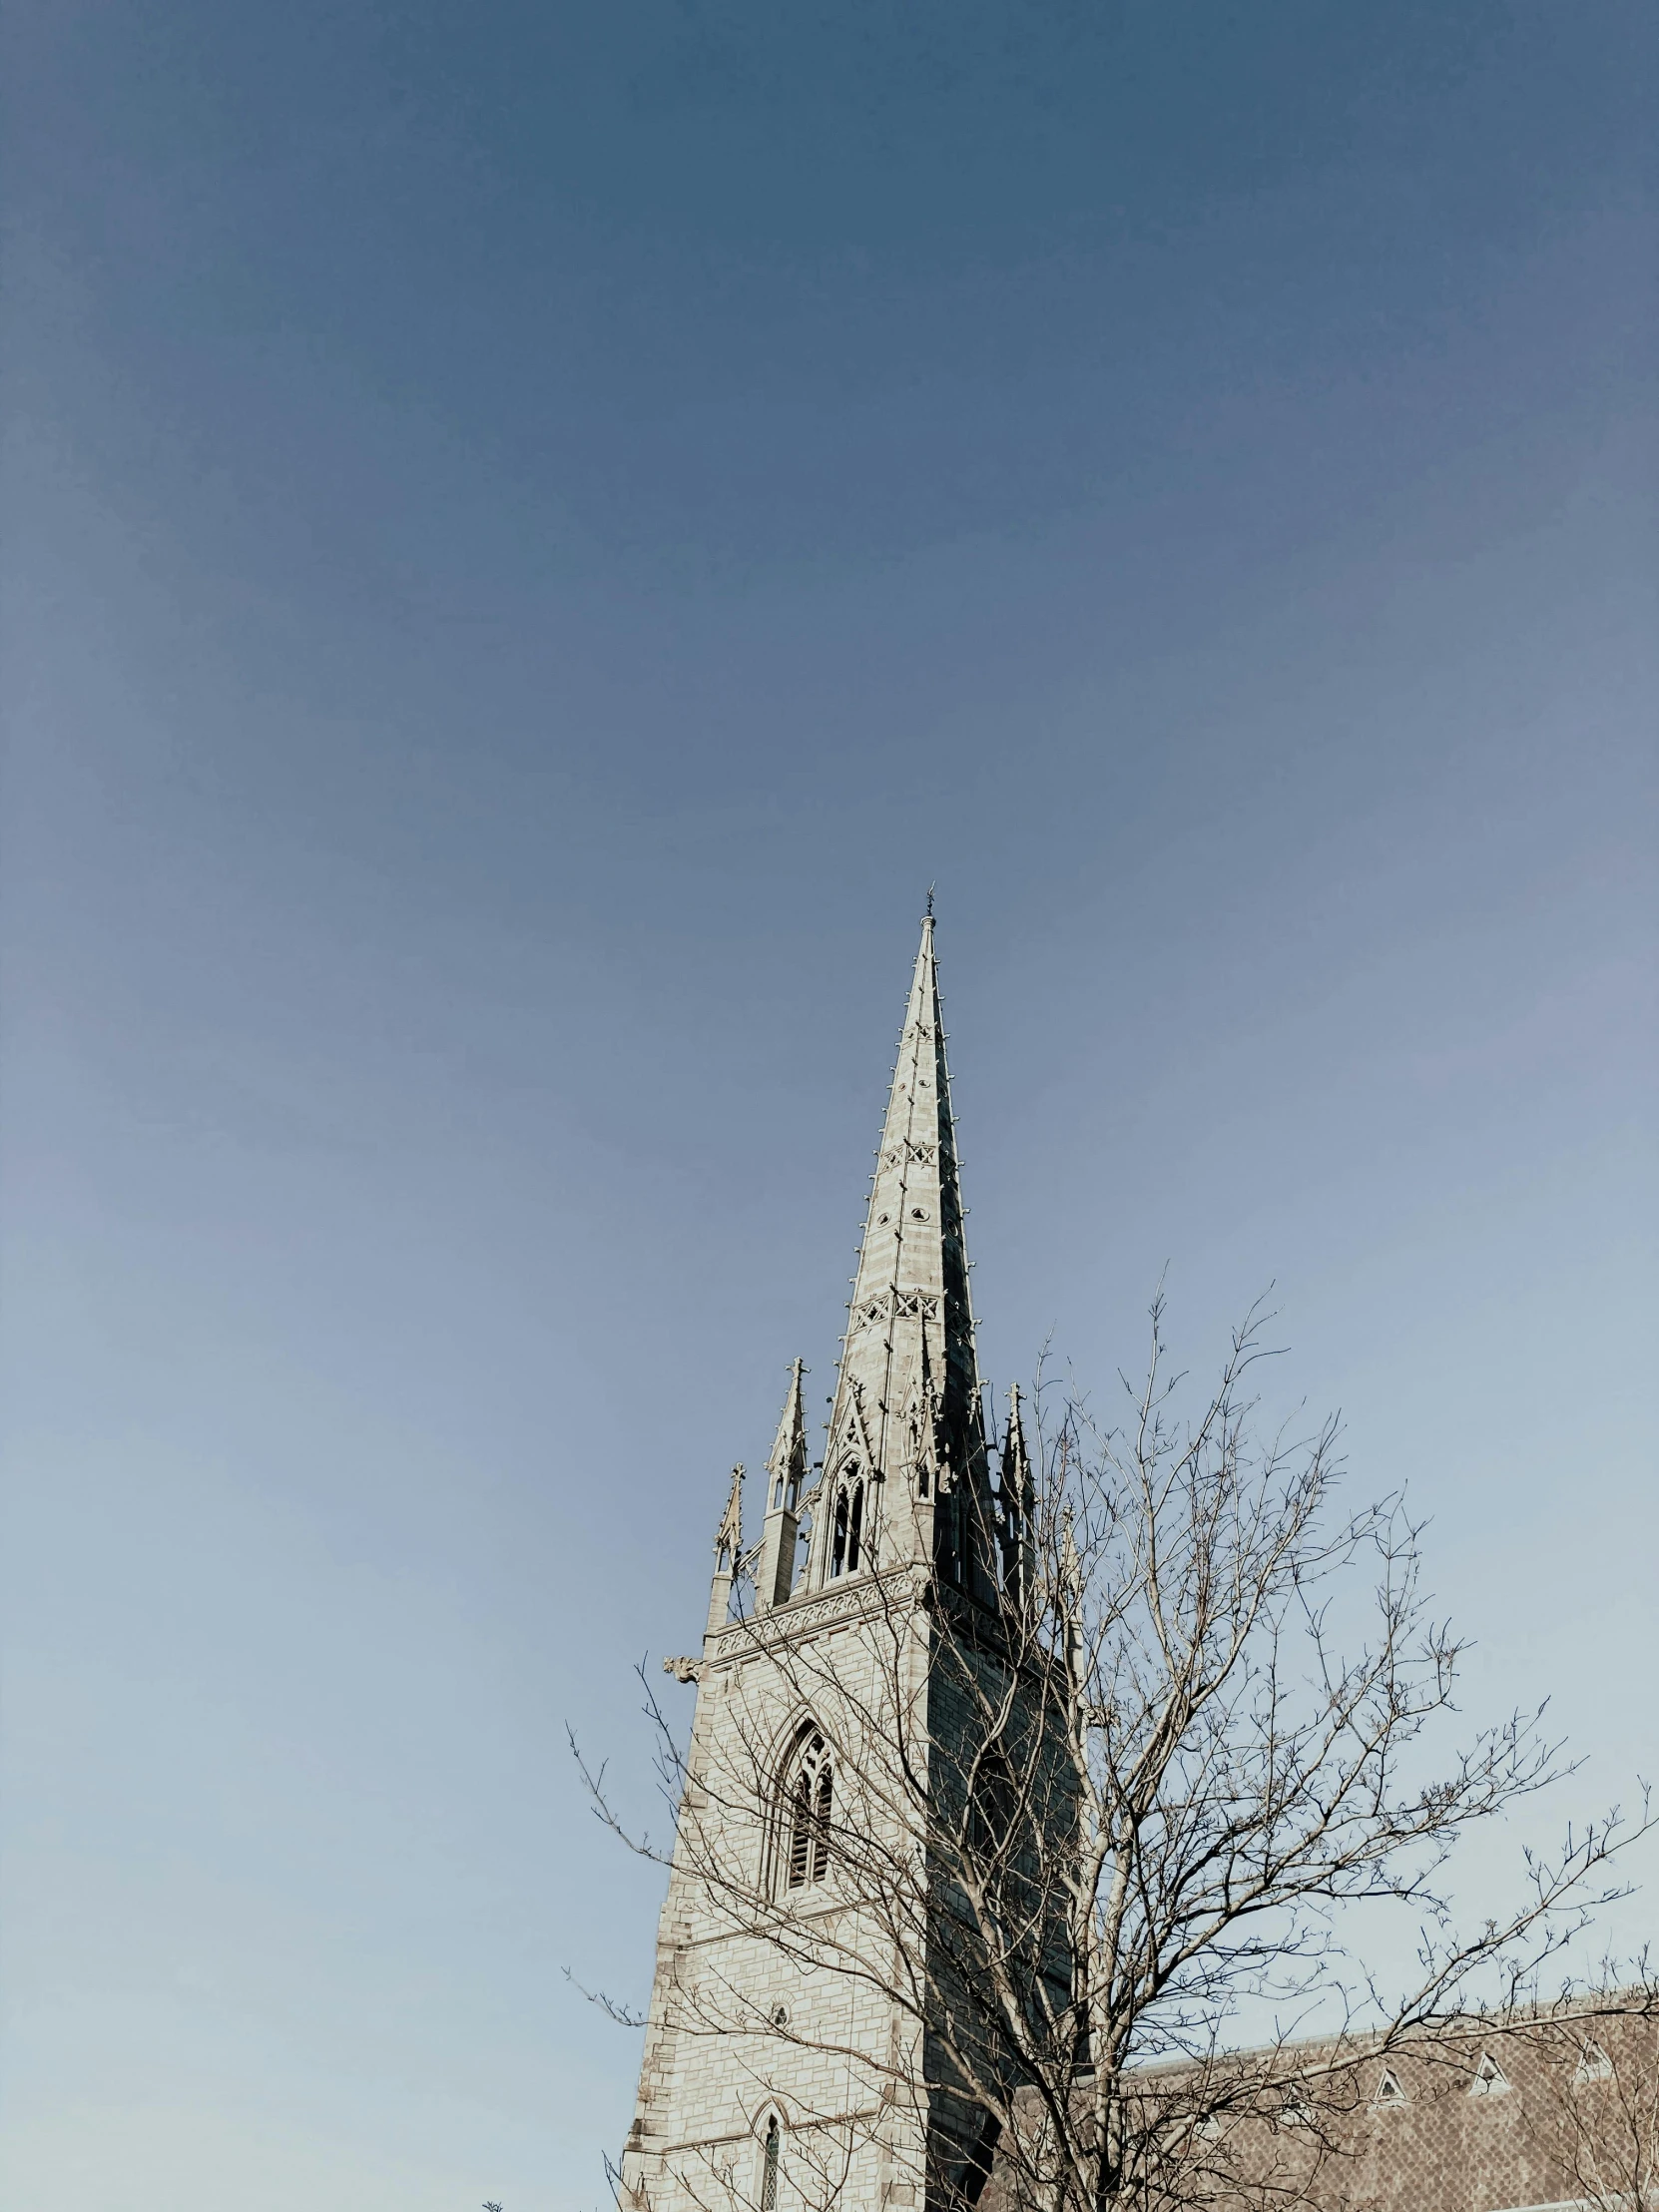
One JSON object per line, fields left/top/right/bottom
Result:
{"left": 618, "top": 916, "right": 1028, "bottom": 2212}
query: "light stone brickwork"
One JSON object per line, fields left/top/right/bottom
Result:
{"left": 620, "top": 1582, "right": 935, "bottom": 2209}
{"left": 617, "top": 917, "right": 1023, "bottom": 2212}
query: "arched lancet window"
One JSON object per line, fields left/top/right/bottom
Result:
{"left": 830, "top": 1466, "right": 865, "bottom": 1577}
{"left": 967, "top": 1747, "right": 1018, "bottom": 1875}
{"left": 934, "top": 1485, "right": 961, "bottom": 1582}
{"left": 759, "top": 2112, "right": 782, "bottom": 2210}
{"left": 779, "top": 1728, "right": 832, "bottom": 1892}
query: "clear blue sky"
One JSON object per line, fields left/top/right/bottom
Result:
{"left": 3, "top": 5, "right": 1654, "bottom": 2207}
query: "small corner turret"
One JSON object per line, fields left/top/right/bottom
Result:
{"left": 757, "top": 1361, "right": 809, "bottom": 1611}
{"left": 997, "top": 1382, "right": 1035, "bottom": 1617}
{"left": 705, "top": 1464, "right": 744, "bottom": 1638}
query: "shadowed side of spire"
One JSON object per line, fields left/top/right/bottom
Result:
{"left": 809, "top": 914, "right": 997, "bottom": 1602}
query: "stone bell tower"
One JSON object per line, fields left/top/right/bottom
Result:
{"left": 616, "top": 915, "right": 1029, "bottom": 2212}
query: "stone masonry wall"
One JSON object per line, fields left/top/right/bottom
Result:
{"left": 618, "top": 1570, "right": 938, "bottom": 2212}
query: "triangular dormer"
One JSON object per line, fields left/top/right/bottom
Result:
{"left": 1468, "top": 2051, "right": 1510, "bottom": 2096}
{"left": 1574, "top": 2040, "right": 1613, "bottom": 2084}
{"left": 1373, "top": 2066, "right": 1408, "bottom": 2108}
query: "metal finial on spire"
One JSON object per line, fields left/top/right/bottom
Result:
{"left": 925, "top": 883, "right": 935, "bottom": 917}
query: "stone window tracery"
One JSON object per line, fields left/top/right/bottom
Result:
{"left": 830, "top": 1466, "right": 865, "bottom": 1577}
{"left": 777, "top": 1727, "right": 833, "bottom": 1894}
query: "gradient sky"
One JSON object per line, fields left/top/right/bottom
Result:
{"left": 3, "top": 5, "right": 1656, "bottom": 2208}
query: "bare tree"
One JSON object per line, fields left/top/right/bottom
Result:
{"left": 580, "top": 1296, "right": 1650, "bottom": 2212}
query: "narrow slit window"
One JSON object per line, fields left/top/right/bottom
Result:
{"left": 760, "top": 2115, "right": 781, "bottom": 2210}
{"left": 812, "top": 1760, "right": 832, "bottom": 1884}
{"left": 846, "top": 1482, "right": 863, "bottom": 1572}
{"left": 830, "top": 1489, "right": 849, "bottom": 1577}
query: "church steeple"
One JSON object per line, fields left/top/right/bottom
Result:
{"left": 619, "top": 911, "right": 1025, "bottom": 2212}
{"left": 808, "top": 912, "right": 997, "bottom": 1602}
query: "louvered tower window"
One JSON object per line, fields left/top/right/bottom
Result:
{"left": 760, "top": 2115, "right": 781, "bottom": 2210}
{"left": 830, "top": 1471, "right": 864, "bottom": 1576}
{"left": 783, "top": 1730, "right": 832, "bottom": 1890}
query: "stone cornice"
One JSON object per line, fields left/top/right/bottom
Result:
{"left": 704, "top": 1563, "right": 1021, "bottom": 1673}
{"left": 706, "top": 1566, "right": 925, "bottom": 1667}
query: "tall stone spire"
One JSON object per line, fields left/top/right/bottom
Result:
{"left": 807, "top": 912, "right": 997, "bottom": 1602}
